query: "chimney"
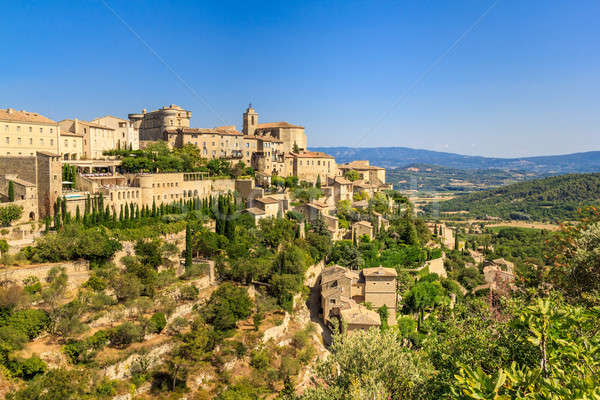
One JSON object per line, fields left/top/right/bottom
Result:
{"left": 74, "top": 118, "right": 79, "bottom": 133}
{"left": 7, "top": 108, "right": 14, "bottom": 114}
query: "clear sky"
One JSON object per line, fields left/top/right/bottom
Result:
{"left": 1, "top": 0, "right": 598, "bottom": 157}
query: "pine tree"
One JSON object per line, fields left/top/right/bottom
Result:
{"left": 7, "top": 181, "right": 14, "bottom": 202}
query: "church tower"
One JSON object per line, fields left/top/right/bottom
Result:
{"left": 243, "top": 104, "right": 258, "bottom": 135}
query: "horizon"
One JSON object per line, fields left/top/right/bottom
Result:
{"left": 2, "top": 0, "right": 599, "bottom": 158}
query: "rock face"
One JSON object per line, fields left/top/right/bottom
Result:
{"left": 104, "top": 342, "right": 173, "bottom": 380}
{"left": 262, "top": 312, "right": 291, "bottom": 343}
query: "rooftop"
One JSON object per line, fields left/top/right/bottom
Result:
{"left": 290, "top": 151, "right": 335, "bottom": 159}
{"left": 256, "top": 197, "right": 278, "bottom": 204}
{"left": 244, "top": 207, "right": 266, "bottom": 215}
{"left": 0, "top": 108, "right": 57, "bottom": 125}
{"left": 362, "top": 266, "right": 398, "bottom": 277}
{"left": 256, "top": 122, "right": 304, "bottom": 129}
{"left": 180, "top": 127, "right": 242, "bottom": 136}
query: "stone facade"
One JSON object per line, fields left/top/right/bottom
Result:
{"left": 0, "top": 108, "right": 60, "bottom": 156}
{"left": 91, "top": 115, "right": 139, "bottom": 150}
{"left": 0, "top": 152, "right": 62, "bottom": 220}
{"left": 320, "top": 265, "right": 397, "bottom": 332}
{"left": 58, "top": 119, "right": 116, "bottom": 159}
{"left": 129, "top": 104, "right": 191, "bottom": 141}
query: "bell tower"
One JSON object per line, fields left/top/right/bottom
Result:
{"left": 243, "top": 104, "right": 258, "bottom": 135}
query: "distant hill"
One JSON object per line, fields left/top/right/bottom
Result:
{"left": 387, "top": 163, "right": 540, "bottom": 192}
{"left": 309, "top": 147, "right": 600, "bottom": 174}
{"left": 421, "top": 173, "right": 600, "bottom": 222}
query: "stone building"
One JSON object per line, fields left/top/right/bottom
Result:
{"left": 285, "top": 151, "right": 337, "bottom": 183}
{"left": 59, "top": 130, "right": 84, "bottom": 161}
{"left": 58, "top": 119, "right": 116, "bottom": 159}
{"left": 129, "top": 104, "right": 191, "bottom": 142}
{"left": 0, "top": 152, "right": 63, "bottom": 219}
{"left": 338, "top": 160, "right": 386, "bottom": 185}
{"left": 165, "top": 126, "right": 244, "bottom": 160}
{"left": 0, "top": 108, "right": 60, "bottom": 156}
{"left": 242, "top": 105, "right": 307, "bottom": 153}
{"left": 91, "top": 115, "right": 139, "bottom": 150}
{"left": 320, "top": 265, "right": 397, "bottom": 332}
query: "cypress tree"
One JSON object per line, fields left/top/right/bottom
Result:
{"left": 124, "top": 203, "right": 130, "bottom": 220}
{"left": 159, "top": 203, "right": 165, "bottom": 216}
{"left": 316, "top": 174, "right": 321, "bottom": 189}
{"left": 185, "top": 223, "right": 193, "bottom": 271}
{"left": 129, "top": 203, "right": 135, "bottom": 220}
{"left": 135, "top": 204, "right": 140, "bottom": 220}
{"left": 119, "top": 204, "right": 124, "bottom": 221}
{"left": 7, "top": 181, "right": 14, "bottom": 202}
{"left": 75, "top": 205, "right": 81, "bottom": 223}
{"left": 61, "top": 197, "right": 67, "bottom": 223}
{"left": 454, "top": 229, "right": 459, "bottom": 250}
{"left": 44, "top": 216, "right": 50, "bottom": 233}
{"left": 112, "top": 208, "right": 117, "bottom": 224}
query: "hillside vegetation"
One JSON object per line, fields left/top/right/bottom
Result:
{"left": 422, "top": 173, "right": 600, "bottom": 221}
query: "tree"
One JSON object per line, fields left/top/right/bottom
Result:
{"left": 0, "top": 239, "right": 8, "bottom": 257}
{"left": 344, "top": 170, "right": 361, "bottom": 182}
{"left": 0, "top": 204, "right": 23, "bottom": 226}
{"left": 453, "top": 296, "right": 600, "bottom": 399}
{"left": 8, "top": 180, "right": 15, "bottom": 202}
{"left": 303, "top": 328, "right": 433, "bottom": 399}
{"left": 185, "top": 223, "right": 193, "bottom": 271}
{"left": 202, "top": 283, "right": 252, "bottom": 332}
{"left": 404, "top": 279, "right": 446, "bottom": 327}
{"left": 315, "top": 174, "right": 321, "bottom": 189}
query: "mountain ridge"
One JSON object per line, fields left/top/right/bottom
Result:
{"left": 308, "top": 146, "right": 600, "bottom": 174}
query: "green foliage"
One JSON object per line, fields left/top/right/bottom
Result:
{"left": 344, "top": 170, "right": 361, "bottom": 182}
{"left": 202, "top": 283, "right": 252, "bottom": 332}
{"left": 425, "top": 173, "right": 600, "bottom": 221}
{"left": 0, "top": 204, "right": 23, "bottom": 227}
{"left": 8, "top": 180, "right": 15, "bottom": 202}
{"left": 109, "top": 322, "right": 144, "bottom": 348}
{"left": 147, "top": 312, "right": 167, "bottom": 333}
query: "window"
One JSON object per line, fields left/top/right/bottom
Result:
{"left": 64, "top": 140, "right": 68, "bottom": 147}
{"left": 28, "top": 127, "right": 32, "bottom": 132}
{"left": 40, "top": 138, "right": 44, "bottom": 145}
{"left": 29, "top": 138, "right": 32, "bottom": 144}
{"left": 330, "top": 299, "right": 336, "bottom": 304}
{"left": 50, "top": 139, "right": 54, "bottom": 145}
{"left": 17, "top": 137, "right": 21, "bottom": 144}
{"left": 50, "top": 128, "right": 53, "bottom": 133}
{"left": 16, "top": 126, "right": 20, "bottom": 132}
{"left": 40, "top": 127, "right": 43, "bottom": 133}
{"left": 170, "top": 120, "right": 173, "bottom": 126}
{"left": 4, "top": 125, "right": 7, "bottom": 132}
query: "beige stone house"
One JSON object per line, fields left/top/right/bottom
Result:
{"left": 0, "top": 108, "right": 60, "bottom": 156}
{"left": 59, "top": 119, "right": 116, "bottom": 159}
{"left": 320, "top": 265, "right": 397, "bottom": 332}
{"left": 91, "top": 115, "right": 139, "bottom": 150}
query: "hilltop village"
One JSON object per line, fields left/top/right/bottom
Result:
{"left": 0, "top": 104, "right": 598, "bottom": 399}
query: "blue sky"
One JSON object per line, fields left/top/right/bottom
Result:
{"left": 1, "top": 0, "right": 598, "bottom": 157}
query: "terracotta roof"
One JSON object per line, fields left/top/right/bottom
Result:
{"left": 6, "top": 177, "right": 35, "bottom": 187}
{"left": 180, "top": 127, "right": 242, "bottom": 136}
{"left": 362, "top": 266, "right": 397, "bottom": 277}
{"left": 256, "top": 122, "right": 303, "bottom": 129}
{"left": 244, "top": 135, "right": 283, "bottom": 143}
{"left": 60, "top": 130, "right": 84, "bottom": 137}
{"left": 340, "top": 306, "right": 380, "bottom": 326}
{"left": 290, "top": 151, "right": 335, "bottom": 159}
{"left": 244, "top": 207, "right": 266, "bottom": 215}
{"left": 59, "top": 119, "right": 114, "bottom": 130}
{"left": 333, "top": 176, "right": 352, "bottom": 185}
{"left": 0, "top": 108, "right": 57, "bottom": 125}
{"left": 256, "top": 197, "right": 278, "bottom": 204}
{"left": 353, "top": 220, "right": 372, "bottom": 227}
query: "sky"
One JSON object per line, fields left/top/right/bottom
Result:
{"left": 1, "top": 0, "right": 599, "bottom": 157}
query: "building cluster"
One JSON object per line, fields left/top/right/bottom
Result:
{"left": 0, "top": 103, "right": 402, "bottom": 333}
{"left": 320, "top": 265, "right": 398, "bottom": 331}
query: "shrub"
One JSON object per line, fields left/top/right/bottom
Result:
{"left": 147, "top": 312, "right": 167, "bottom": 334}
{"left": 0, "top": 204, "right": 23, "bottom": 227}
{"left": 2, "top": 309, "right": 49, "bottom": 339}
{"left": 250, "top": 349, "right": 270, "bottom": 370}
{"left": 109, "top": 322, "right": 144, "bottom": 348}
{"left": 9, "top": 356, "right": 47, "bottom": 380}
{"left": 0, "top": 326, "right": 28, "bottom": 350}
{"left": 166, "top": 317, "right": 188, "bottom": 336}
{"left": 179, "top": 284, "right": 199, "bottom": 301}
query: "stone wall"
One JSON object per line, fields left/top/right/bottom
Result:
{"left": 0, "top": 260, "right": 89, "bottom": 289}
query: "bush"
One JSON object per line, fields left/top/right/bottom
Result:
{"left": 1, "top": 309, "right": 49, "bottom": 339}
{"left": 109, "top": 322, "right": 144, "bottom": 348}
{"left": 0, "top": 326, "right": 28, "bottom": 350}
{"left": 147, "top": 312, "right": 167, "bottom": 334}
{"left": 9, "top": 356, "right": 47, "bottom": 380}
{"left": 250, "top": 349, "right": 270, "bottom": 370}
{"left": 179, "top": 284, "right": 199, "bottom": 301}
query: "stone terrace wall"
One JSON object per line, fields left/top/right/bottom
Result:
{"left": 0, "top": 260, "right": 89, "bottom": 289}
